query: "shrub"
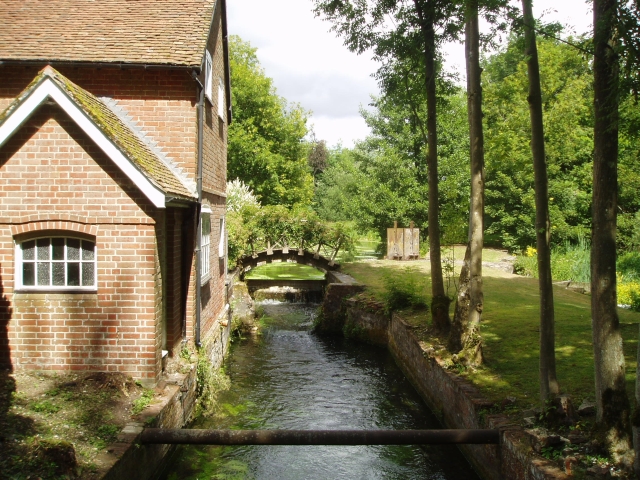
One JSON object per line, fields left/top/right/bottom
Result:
{"left": 618, "top": 276, "right": 640, "bottom": 312}
{"left": 618, "top": 251, "right": 640, "bottom": 281}
{"left": 513, "top": 238, "right": 590, "bottom": 283}
{"left": 381, "top": 268, "right": 429, "bottom": 314}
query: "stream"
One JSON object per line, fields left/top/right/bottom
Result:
{"left": 161, "top": 301, "right": 480, "bottom": 480}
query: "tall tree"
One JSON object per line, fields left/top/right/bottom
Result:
{"left": 449, "top": 0, "right": 485, "bottom": 361}
{"left": 227, "top": 36, "right": 313, "bottom": 208}
{"left": 521, "top": 0, "right": 559, "bottom": 403}
{"left": 591, "top": 0, "right": 633, "bottom": 465}
{"left": 313, "top": 0, "right": 461, "bottom": 331}
{"left": 413, "top": 0, "right": 451, "bottom": 331}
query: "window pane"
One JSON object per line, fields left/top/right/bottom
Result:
{"left": 82, "top": 241, "right": 95, "bottom": 260}
{"left": 82, "top": 263, "right": 95, "bottom": 286}
{"left": 22, "top": 240, "right": 35, "bottom": 261}
{"left": 52, "top": 238, "right": 65, "bottom": 260}
{"left": 67, "top": 263, "right": 80, "bottom": 286}
{"left": 52, "top": 263, "right": 65, "bottom": 286}
{"left": 37, "top": 262, "right": 50, "bottom": 286}
{"left": 23, "top": 263, "right": 35, "bottom": 286}
{"left": 67, "top": 239, "right": 80, "bottom": 260}
{"left": 37, "top": 238, "right": 50, "bottom": 260}
{"left": 202, "top": 214, "right": 211, "bottom": 235}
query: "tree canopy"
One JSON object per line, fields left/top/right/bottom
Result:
{"left": 227, "top": 35, "right": 314, "bottom": 208}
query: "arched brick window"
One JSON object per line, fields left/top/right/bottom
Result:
{"left": 15, "top": 236, "right": 97, "bottom": 291}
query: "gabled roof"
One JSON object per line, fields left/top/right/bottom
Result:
{"left": 0, "top": 0, "right": 215, "bottom": 68}
{"left": 0, "top": 66, "right": 197, "bottom": 208}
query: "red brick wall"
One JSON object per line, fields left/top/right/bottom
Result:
{"left": 0, "top": 106, "right": 161, "bottom": 381}
{"left": 0, "top": 12, "right": 230, "bottom": 378}
{"left": 0, "top": 65, "right": 199, "bottom": 179}
{"left": 202, "top": 3, "right": 228, "bottom": 196}
{"left": 195, "top": 4, "right": 229, "bottom": 354}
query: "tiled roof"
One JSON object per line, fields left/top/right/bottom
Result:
{"left": 0, "top": 66, "right": 197, "bottom": 201}
{"left": 0, "top": 0, "right": 215, "bottom": 67}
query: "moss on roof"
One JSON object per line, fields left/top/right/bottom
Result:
{"left": 0, "top": 66, "right": 196, "bottom": 202}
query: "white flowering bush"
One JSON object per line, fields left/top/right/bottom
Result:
{"left": 226, "top": 178, "right": 259, "bottom": 213}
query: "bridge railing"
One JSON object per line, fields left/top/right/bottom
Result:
{"left": 228, "top": 205, "right": 356, "bottom": 266}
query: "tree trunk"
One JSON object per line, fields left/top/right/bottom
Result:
{"left": 451, "top": 0, "right": 484, "bottom": 364}
{"left": 449, "top": 244, "right": 471, "bottom": 353}
{"left": 521, "top": 0, "right": 559, "bottom": 404}
{"left": 462, "top": 0, "right": 484, "bottom": 364}
{"left": 592, "top": 0, "right": 633, "bottom": 465}
{"left": 414, "top": 0, "right": 450, "bottom": 333}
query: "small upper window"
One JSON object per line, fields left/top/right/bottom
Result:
{"left": 16, "top": 237, "right": 96, "bottom": 290}
{"left": 218, "top": 78, "right": 225, "bottom": 120}
{"left": 205, "top": 50, "right": 213, "bottom": 103}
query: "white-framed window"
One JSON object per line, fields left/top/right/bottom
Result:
{"left": 218, "top": 217, "right": 225, "bottom": 258}
{"left": 205, "top": 50, "right": 213, "bottom": 103}
{"left": 200, "top": 206, "right": 211, "bottom": 283}
{"left": 15, "top": 236, "right": 97, "bottom": 290}
{"left": 217, "top": 77, "right": 225, "bottom": 120}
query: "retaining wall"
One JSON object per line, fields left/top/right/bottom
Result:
{"left": 323, "top": 280, "right": 568, "bottom": 480}
{"left": 96, "top": 368, "right": 197, "bottom": 480}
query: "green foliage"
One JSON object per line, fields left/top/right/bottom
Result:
{"left": 484, "top": 34, "right": 594, "bottom": 251}
{"left": 96, "top": 424, "right": 120, "bottom": 444}
{"left": 29, "top": 399, "right": 61, "bottom": 414}
{"left": 227, "top": 36, "right": 313, "bottom": 208}
{"left": 131, "top": 389, "right": 154, "bottom": 415}
{"left": 195, "top": 346, "right": 231, "bottom": 417}
{"left": 381, "top": 267, "right": 429, "bottom": 314}
{"left": 227, "top": 202, "right": 358, "bottom": 266}
{"left": 312, "top": 89, "right": 470, "bottom": 246}
{"left": 618, "top": 251, "right": 640, "bottom": 281}
{"left": 541, "top": 445, "right": 563, "bottom": 461}
{"left": 513, "top": 238, "right": 590, "bottom": 283}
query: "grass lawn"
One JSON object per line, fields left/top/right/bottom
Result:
{"left": 342, "top": 255, "right": 640, "bottom": 409}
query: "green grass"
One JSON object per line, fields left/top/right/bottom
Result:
{"left": 244, "top": 263, "right": 325, "bottom": 280}
{"left": 342, "top": 257, "right": 640, "bottom": 408}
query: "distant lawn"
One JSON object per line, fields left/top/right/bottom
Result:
{"left": 342, "top": 257, "right": 640, "bottom": 408}
{"left": 244, "top": 262, "right": 325, "bottom": 280}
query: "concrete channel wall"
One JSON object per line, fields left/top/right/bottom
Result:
{"left": 323, "top": 274, "right": 568, "bottom": 480}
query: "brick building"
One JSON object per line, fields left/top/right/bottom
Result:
{"left": 0, "top": 0, "right": 231, "bottom": 385}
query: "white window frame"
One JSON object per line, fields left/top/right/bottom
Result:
{"left": 218, "top": 217, "right": 226, "bottom": 258}
{"left": 217, "top": 77, "right": 225, "bottom": 120}
{"left": 205, "top": 50, "right": 213, "bottom": 103}
{"left": 200, "top": 206, "right": 212, "bottom": 284}
{"left": 15, "top": 236, "right": 97, "bottom": 291}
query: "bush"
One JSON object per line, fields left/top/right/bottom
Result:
{"left": 618, "top": 276, "right": 640, "bottom": 311}
{"left": 618, "top": 251, "right": 640, "bottom": 281}
{"left": 513, "top": 238, "right": 590, "bottom": 283}
{"left": 381, "top": 268, "right": 429, "bottom": 314}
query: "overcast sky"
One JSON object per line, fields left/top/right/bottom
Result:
{"left": 226, "top": 0, "right": 593, "bottom": 149}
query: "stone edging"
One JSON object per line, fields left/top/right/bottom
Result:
{"left": 96, "top": 369, "right": 197, "bottom": 480}
{"left": 324, "top": 277, "right": 569, "bottom": 480}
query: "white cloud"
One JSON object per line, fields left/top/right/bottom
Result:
{"left": 227, "top": 0, "right": 594, "bottom": 148}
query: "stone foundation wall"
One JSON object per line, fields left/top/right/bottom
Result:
{"left": 97, "top": 368, "right": 198, "bottom": 480}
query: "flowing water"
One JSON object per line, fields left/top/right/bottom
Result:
{"left": 161, "top": 302, "right": 480, "bottom": 480}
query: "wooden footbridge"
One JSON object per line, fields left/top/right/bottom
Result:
{"left": 237, "top": 241, "right": 341, "bottom": 281}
